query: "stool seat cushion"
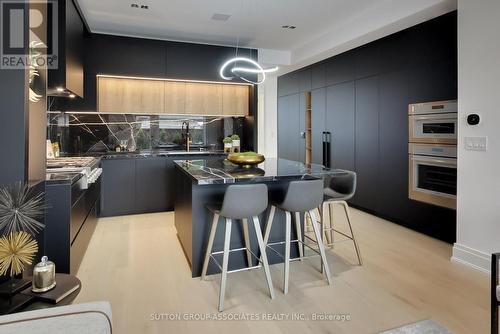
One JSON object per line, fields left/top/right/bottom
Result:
{"left": 278, "top": 179, "right": 324, "bottom": 213}
{"left": 497, "top": 285, "right": 500, "bottom": 302}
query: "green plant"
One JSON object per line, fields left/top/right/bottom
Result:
{"left": 231, "top": 134, "right": 240, "bottom": 140}
{"left": 238, "top": 151, "right": 258, "bottom": 156}
{"left": 223, "top": 137, "right": 233, "bottom": 144}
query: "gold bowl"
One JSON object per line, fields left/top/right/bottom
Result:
{"left": 227, "top": 153, "right": 265, "bottom": 168}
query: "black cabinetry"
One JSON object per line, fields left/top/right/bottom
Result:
{"left": 277, "top": 11, "right": 457, "bottom": 243}
{"left": 45, "top": 177, "right": 100, "bottom": 274}
{"left": 311, "top": 88, "right": 326, "bottom": 165}
{"left": 352, "top": 76, "right": 379, "bottom": 209}
{"left": 100, "top": 158, "right": 169, "bottom": 217}
{"left": 326, "top": 82, "right": 355, "bottom": 171}
{"left": 277, "top": 94, "right": 302, "bottom": 161}
{"left": 100, "top": 155, "right": 226, "bottom": 217}
{"left": 135, "top": 158, "right": 171, "bottom": 213}
{"left": 100, "top": 159, "right": 136, "bottom": 217}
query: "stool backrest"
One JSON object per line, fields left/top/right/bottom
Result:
{"left": 220, "top": 184, "right": 268, "bottom": 219}
{"left": 327, "top": 171, "right": 356, "bottom": 199}
{"left": 280, "top": 178, "right": 324, "bottom": 212}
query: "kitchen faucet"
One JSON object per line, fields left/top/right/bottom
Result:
{"left": 181, "top": 121, "right": 192, "bottom": 152}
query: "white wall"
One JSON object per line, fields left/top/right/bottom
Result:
{"left": 452, "top": 0, "right": 500, "bottom": 272}
{"left": 257, "top": 75, "right": 278, "bottom": 158}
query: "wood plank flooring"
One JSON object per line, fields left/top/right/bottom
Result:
{"left": 74, "top": 207, "right": 489, "bottom": 334}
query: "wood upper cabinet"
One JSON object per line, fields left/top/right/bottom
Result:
{"left": 185, "top": 82, "right": 222, "bottom": 115}
{"left": 222, "top": 85, "right": 249, "bottom": 116}
{"left": 98, "top": 76, "right": 249, "bottom": 115}
{"left": 165, "top": 81, "right": 186, "bottom": 114}
{"left": 97, "top": 76, "right": 165, "bottom": 113}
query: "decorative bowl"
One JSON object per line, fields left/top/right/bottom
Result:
{"left": 227, "top": 153, "right": 265, "bottom": 168}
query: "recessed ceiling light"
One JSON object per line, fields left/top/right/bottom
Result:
{"left": 211, "top": 13, "right": 231, "bottom": 21}
{"left": 131, "top": 3, "right": 148, "bottom": 9}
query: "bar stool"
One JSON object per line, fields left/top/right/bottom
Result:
{"left": 321, "top": 171, "right": 363, "bottom": 265}
{"left": 263, "top": 179, "right": 331, "bottom": 294}
{"left": 201, "top": 184, "right": 275, "bottom": 312}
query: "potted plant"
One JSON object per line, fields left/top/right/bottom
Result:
{"left": 223, "top": 137, "right": 233, "bottom": 153}
{"left": 231, "top": 134, "right": 240, "bottom": 153}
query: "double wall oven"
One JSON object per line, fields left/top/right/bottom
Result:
{"left": 408, "top": 100, "right": 457, "bottom": 209}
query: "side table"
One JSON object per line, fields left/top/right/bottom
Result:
{"left": 0, "top": 274, "right": 81, "bottom": 315}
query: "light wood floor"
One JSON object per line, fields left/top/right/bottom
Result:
{"left": 74, "top": 207, "right": 489, "bottom": 334}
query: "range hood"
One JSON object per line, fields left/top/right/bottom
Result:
{"left": 47, "top": 0, "right": 84, "bottom": 98}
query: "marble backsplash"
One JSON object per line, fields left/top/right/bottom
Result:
{"left": 47, "top": 112, "right": 246, "bottom": 155}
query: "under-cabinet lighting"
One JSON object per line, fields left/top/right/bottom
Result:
{"left": 96, "top": 74, "right": 253, "bottom": 86}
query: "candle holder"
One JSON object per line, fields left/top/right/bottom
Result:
{"left": 32, "top": 256, "right": 56, "bottom": 293}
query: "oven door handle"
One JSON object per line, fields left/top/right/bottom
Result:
{"left": 410, "top": 114, "right": 458, "bottom": 121}
{"left": 410, "top": 155, "right": 457, "bottom": 167}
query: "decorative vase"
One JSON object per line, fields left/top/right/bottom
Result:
{"left": 224, "top": 142, "right": 233, "bottom": 153}
{"left": 232, "top": 140, "right": 240, "bottom": 153}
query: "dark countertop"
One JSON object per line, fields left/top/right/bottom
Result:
{"left": 46, "top": 157, "right": 101, "bottom": 185}
{"left": 174, "top": 157, "right": 349, "bottom": 185}
{"left": 100, "top": 150, "right": 227, "bottom": 159}
{"left": 45, "top": 172, "right": 83, "bottom": 185}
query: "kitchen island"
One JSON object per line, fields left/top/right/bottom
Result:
{"left": 174, "top": 157, "right": 347, "bottom": 277}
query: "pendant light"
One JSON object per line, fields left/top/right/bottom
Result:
{"left": 219, "top": 1, "right": 278, "bottom": 84}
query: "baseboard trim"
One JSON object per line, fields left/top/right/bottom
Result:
{"left": 451, "top": 243, "right": 490, "bottom": 274}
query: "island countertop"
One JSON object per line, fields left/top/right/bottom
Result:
{"left": 173, "top": 157, "right": 346, "bottom": 185}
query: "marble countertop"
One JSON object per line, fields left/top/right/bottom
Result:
{"left": 174, "top": 157, "right": 349, "bottom": 185}
{"left": 100, "top": 150, "right": 227, "bottom": 159}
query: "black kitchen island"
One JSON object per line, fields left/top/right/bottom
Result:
{"left": 173, "top": 157, "right": 347, "bottom": 277}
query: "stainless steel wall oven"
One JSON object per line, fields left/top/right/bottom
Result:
{"left": 408, "top": 100, "right": 457, "bottom": 209}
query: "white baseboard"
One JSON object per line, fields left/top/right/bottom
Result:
{"left": 451, "top": 243, "right": 491, "bottom": 274}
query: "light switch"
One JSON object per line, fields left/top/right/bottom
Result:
{"left": 465, "top": 136, "right": 487, "bottom": 151}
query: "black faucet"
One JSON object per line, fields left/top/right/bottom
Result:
{"left": 181, "top": 121, "right": 192, "bottom": 151}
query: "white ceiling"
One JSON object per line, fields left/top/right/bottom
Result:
{"left": 77, "top": 0, "right": 385, "bottom": 49}
{"left": 76, "top": 0, "right": 457, "bottom": 70}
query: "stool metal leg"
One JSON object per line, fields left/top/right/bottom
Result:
{"left": 242, "top": 218, "right": 253, "bottom": 267}
{"left": 320, "top": 210, "right": 329, "bottom": 246}
{"left": 218, "top": 218, "right": 232, "bottom": 312}
{"left": 309, "top": 210, "right": 332, "bottom": 285}
{"left": 263, "top": 205, "right": 276, "bottom": 245}
{"left": 252, "top": 216, "right": 275, "bottom": 299}
{"left": 284, "top": 211, "right": 291, "bottom": 294}
{"left": 294, "top": 212, "right": 304, "bottom": 260}
{"left": 328, "top": 202, "right": 335, "bottom": 248}
{"left": 341, "top": 201, "right": 363, "bottom": 266}
{"left": 201, "top": 213, "right": 219, "bottom": 280}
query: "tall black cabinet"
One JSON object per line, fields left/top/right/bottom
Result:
{"left": 277, "top": 11, "right": 457, "bottom": 243}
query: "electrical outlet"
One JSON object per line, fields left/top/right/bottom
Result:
{"left": 465, "top": 136, "right": 487, "bottom": 151}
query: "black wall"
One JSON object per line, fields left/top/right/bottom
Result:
{"left": 52, "top": 33, "right": 258, "bottom": 150}
{"left": 277, "top": 12, "right": 457, "bottom": 243}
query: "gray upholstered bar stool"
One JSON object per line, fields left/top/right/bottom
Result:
{"left": 263, "top": 179, "right": 331, "bottom": 294}
{"left": 201, "top": 184, "right": 275, "bottom": 312}
{"left": 321, "top": 171, "right": 363, "bottom": 265}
